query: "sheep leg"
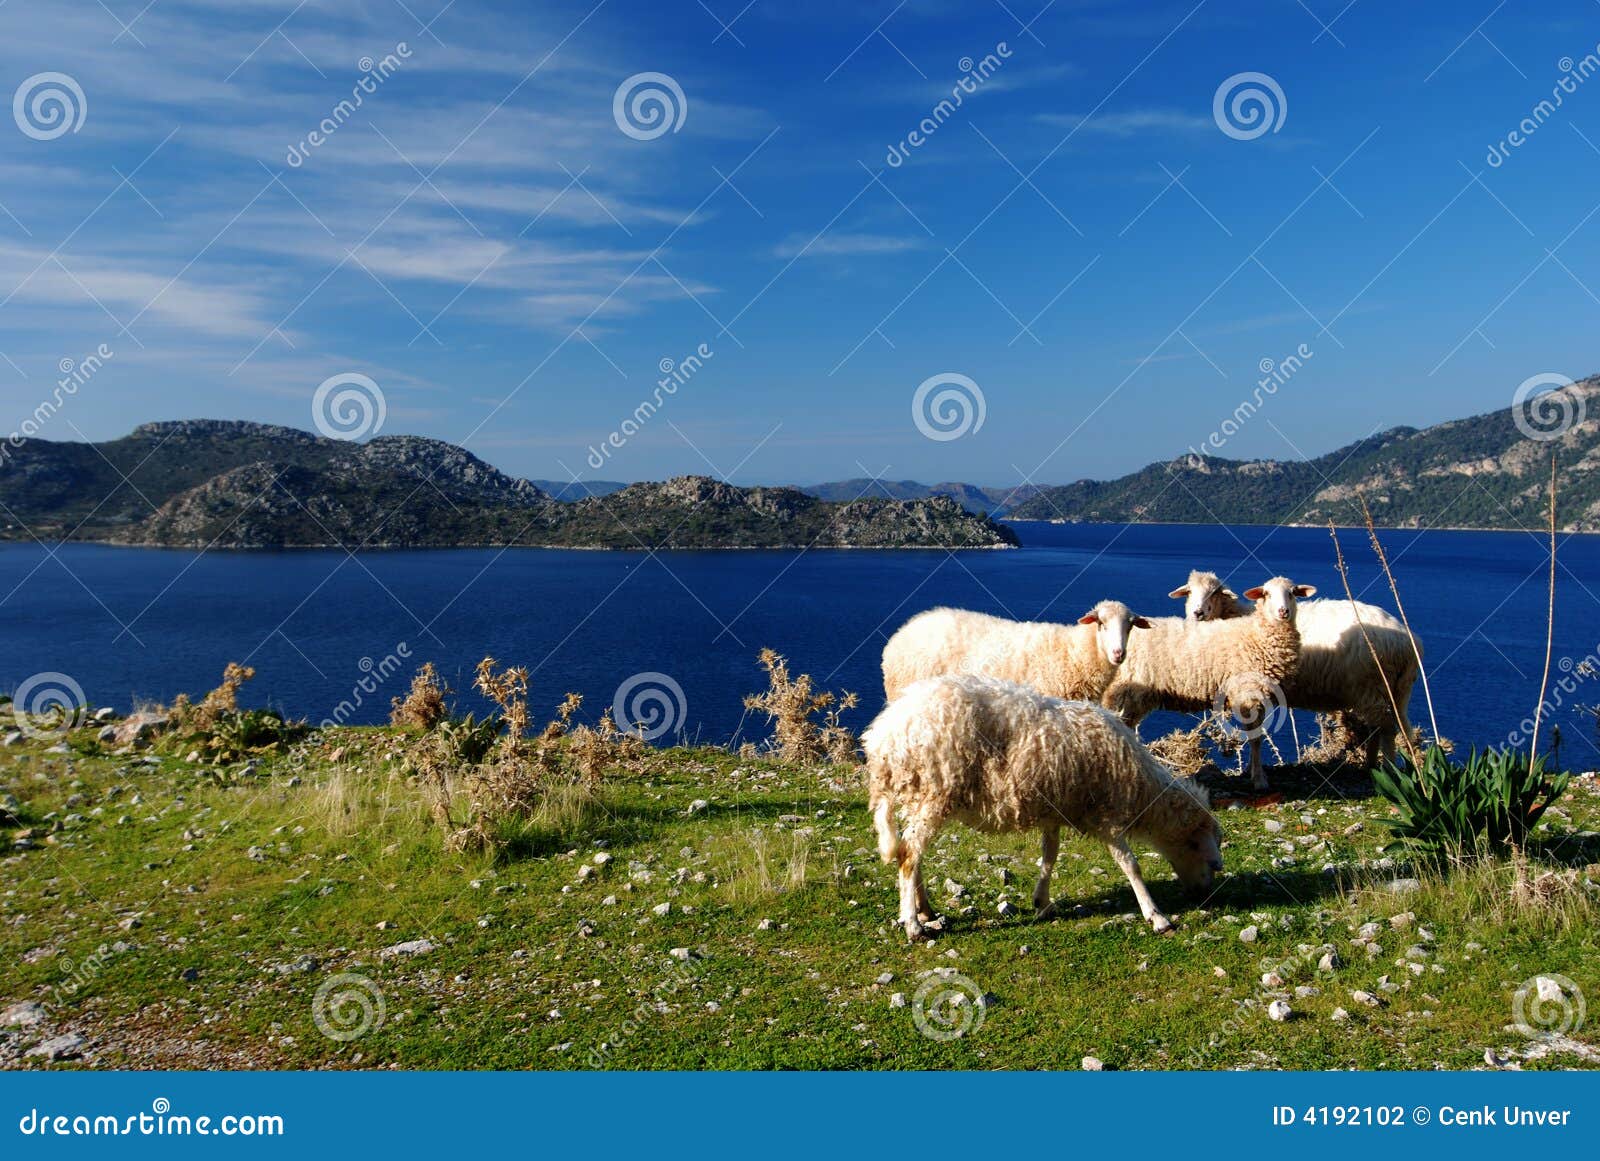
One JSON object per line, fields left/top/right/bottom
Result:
{"left": 1033, "top": 825, "right": 1060, "bottom": 914}
{"left": 914, "top": 868, "right": 935, "bottom": 923}
{"left": 897, "top": 818, "right": 938, "bottom": 941}
{"left": 1106, "top": 835, "right": 1174, "bottom": 934}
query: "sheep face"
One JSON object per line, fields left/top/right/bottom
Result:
{"left": 1242, "top": 577, "right": 1315, "bottom": 624}
{"left": 1154, "top": 813, "right": 1224, "bottom": 893}
{"left": 1169, "top": 570, "right": 1235, "bottom": 623}
{"left": 1077, "top": 600, "right": 1151, "bottom": 666}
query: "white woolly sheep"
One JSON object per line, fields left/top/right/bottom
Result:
{"left": 881, "top": 600, "right": 1150, "bottom": 705}
{"left": 864, "top": 674, "right": 1222, "bottom": 939}
{"left": 1102, "top": 577, "right": 1313, "bottom": 790}
{"left": 1170, "top": 569, "right": 1421, "bottom": 768}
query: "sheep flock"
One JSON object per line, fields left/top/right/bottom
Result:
{"left": 865, "top": 567, "right": 1424, "bottom": 939}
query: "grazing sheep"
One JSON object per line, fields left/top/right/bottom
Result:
{"left": 864, "top": 674, "right": 1222, "bottom": 939}
{"left": 1102, "top": 577, "right": 1312, "bottom": 790}
{"left": 1171, "top": 569, "right": 1420, "bottom": 768}
{"left": 881, "top": 600, "right": 1150, "bottom": 705}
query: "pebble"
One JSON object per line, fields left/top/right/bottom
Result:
{"left": 889, "top": 993, "right": 906, "bottom": 1008}
{"left": 1260, "top": 971, "right": 1285, "bottom": 988}
{"left": 1267, "top": 1000, "right": 1292, "bottom": 1022}
{"left": 652, "top": 902, "right": 671, "bottom": 917}
{"left": 997, "top": 900, "right": 1017, "bottom": 918}
{"left": 756, "top": 918, "right": 776, "bottom": 931}
{"left": 1388, "top": 911, "right": 1415, "bottom": 929}
{"left": 1331, "top": 1007, "right": 1350, "bottom": 1022}
{"left": 1264, "top": 820, "right": 1284, "bottom": 833}
{"left": 1081, "top": 1056, "right": 1105, "bottom": 1071}
{"left": 668, "top": 947, "right": 693, "bottom": 961}
{"left": 1318, "top": 951, "right": 1342, "bottom": 972}
{"left": 876, "top": 972, "right": 894, "bottom": 985}
{"left": 944, "top": 879, "right": 966, "bottom": 898}
{"left": 1351, "top": 990, "right": 1381, "bottom": 1007}
{"left": 1386, "top": 879, "right": 1421, "bottom": 895}
{"left": 379, "top": 939, "right": 436, "bottom": 959}
{"left": 26, "top": 1033, "right": 85, "bottom": 1061}
{"left": 602, "top": 895, "right": 618, "bottom": 907}
{"left": 1239, "top": 925, "right": 1258, "bottom": 943}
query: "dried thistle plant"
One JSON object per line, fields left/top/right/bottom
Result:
{"left": 742, "top": 648, "right": 861, "bottom": 765}
{"left": 391, "top": 662, "right": 449, "bottom": 731}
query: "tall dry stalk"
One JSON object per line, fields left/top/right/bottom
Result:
{"left": 1529, "top": 453, "right": 1558, "bottom": 764}
{"left": 1329, "top": 522, "right": 1421, "bottom": 767}
{"left": 1359, "top": 497, "right": 1440, "bottom": 744}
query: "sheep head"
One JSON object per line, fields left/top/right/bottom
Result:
{"left": 1152, "top": 803, "right": 1223, "bottom": 893}
{"left": 1077, "top": 599, "right": 1151, "bottom": 666}
{"left": 1242, "top": 577, "right": 1315, "bottom": 624}
{"left": 1169, "top": 569, "right": 1238, "bottom": 623}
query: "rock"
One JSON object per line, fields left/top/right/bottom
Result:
{"left": 117, "top": 914, "right": 142, "bottom": 931}
{"left": 756, "top": 918, "right": 776, "bottom": 931}
{"left": 1388, "top": 911, "right": 1415, "bottom": 929}
{"left": 997, "top": 900, "right": 1017, "bottom": 918}
{"left": 179, "top": 967, "right": 200, "bottom": 982}
{"left": 1294, "top": 985, "right": 1321, "bottom": 998}
{"left": 668, "top": 947, "right": 694, "bottom": 961}
{"left": 688, "top": 799, "right": 709, "bottom": 814}
{"left": 1343, "top": 822, "right": 1363, "bottom": 835}
{"left": 577, "top": 864, "right": 595, "bottom": 881}
{"left": 1261, "top": 971, "right": 1286, "bottom": 988}
{"left": 601, "top": 895, "right": 617, "bottom": 906}
{"left": 1318, "top": 950, "right": 1342, "bottom": 972}
{"left": 943, "top": 878, "right": 966, "bottom": 899}
{"left": 1239, "top": 925, "right": 1258, "bottom": 943}
{"left": 96, "top": 725, "right": 118, "bottom": 743}
{"left": 876, "top": 972, "right": 894, "bottom": 985}
{"left": 2, "top": 731, "right": 24, "bottom": 747}
{"left": 1535, "top": 976, "right": 1568, "bottom": 1004}
{"left": 1081, "top": 1056, "right": 1105, "bottom": 1071}
{"left": 112, "top": 712, "right": 169, "bottom": 748}
{"left": 26, "top": 1033, "right": 85, "bottom": 1061}
{"left": 378, "top": 939, "right": 436, "bottom": 958}
{"left": 1267, "top": 1000, "right": 1292, "bottom": 1022}
{"left": 1386, "top": 879, "right": 1421, "bottom": 895}
{"left": 2, "top": 1000, "right": 46, "bottom": 1027}
{"left": 273, "top": 954, "right": 319, "bottom": 974}
{"left": 652, "top": 902, "right": 671, "bottom": 917}
{"left": 93, "top": 707, "right": 117, "bottom": 723}
{"left": 1351, "top": 990, "right": 1382, "bottom": 1007}
{"left": 592, "top": 851, "right": 612, "bottom": 866}
{"left": 889, "top": 992, "right": 907, "bottom": 1008}
{"left": 1356, "top": 921, "right": 1381, "bottom": 940}
{"left": 1264, "top": 819, "right": 1284, "bottom": 833}
{"left": 1331, "top": 1006, "right": 1350, "bottom": 1022}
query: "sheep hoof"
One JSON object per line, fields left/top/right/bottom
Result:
{"left": 1150, "top": 915, "right": 1175, "bottom": 935}
{"left": 905, "top": 920, "right": 928, "bottom": 943}
{"left": 1035, "top": 901, "right": 1058, "bottom": 921}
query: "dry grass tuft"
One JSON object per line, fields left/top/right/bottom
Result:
{"left": 742, "top": 648, "right": 859, "bottom": 765}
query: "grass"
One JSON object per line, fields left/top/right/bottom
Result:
{"left": 2, "top": 727, "right": 1598, "bottom": 1071}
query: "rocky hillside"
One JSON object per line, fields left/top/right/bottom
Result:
{"left": 0, "top": 421, "right": 1016, "bottom": 550}
{"left": 796, "top": 477, "right": 1042, "bottom": 516}
{"left": 1009, "top": 377, "right": 1600, "bottom": 531}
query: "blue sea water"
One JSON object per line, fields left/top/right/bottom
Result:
{"left": 2, "top": 522, "right": 1597, "bottom": 766}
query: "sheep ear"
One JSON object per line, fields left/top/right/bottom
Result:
{"left": 1293, "top": 584, "right": 1317, "bottom": 598}
{"left": 1168, "top": 586, "right": 1189, "bottom": 599}
{"left": 1132, "top": 616, "right": 1152, "bottom": 629}
{"left": 1078, "top": 613, "right": 1099, "bottom": 626}
{"left": 1242, "top": 587, "right": 1266, "bottom": 600}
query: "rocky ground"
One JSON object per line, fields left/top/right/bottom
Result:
{"left": 2, "top": 718, "right": 1598, "bottom": 1071}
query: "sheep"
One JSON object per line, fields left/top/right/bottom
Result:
{"left": 864, "top": 674, "right": 1222, "bottom": 939}
{"left": 1170, "top": 569, "right": 1421, "bottom": 768}
{"left": 881, "top": 600, "right": 1150, "bottom": 706}
{"left": 1102, "top": 577, "right": 1312, "bottom": 790}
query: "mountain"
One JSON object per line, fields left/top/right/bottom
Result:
{"left": 796, "top": 478, "right": 1043, "bottom": 516}
{"left": 528, "top": 479, "right": 627, "bottom": 501}
{"left": 0, "top": 421, "right": 1016, "bottom": 550}
{"left": 1008, "top": 377, "right": 1600, "bottom": 532}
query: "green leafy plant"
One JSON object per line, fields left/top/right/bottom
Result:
{"left": 1372, "top": 746, "right": 1569, "bottom": 856}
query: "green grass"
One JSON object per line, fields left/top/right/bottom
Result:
{"left": 2, "top": 728, "right": 1598, "bottom": 1070}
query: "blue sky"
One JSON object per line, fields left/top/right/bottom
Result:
{"left": 1, "top": 0, "right": 1598, "bottom": 487}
